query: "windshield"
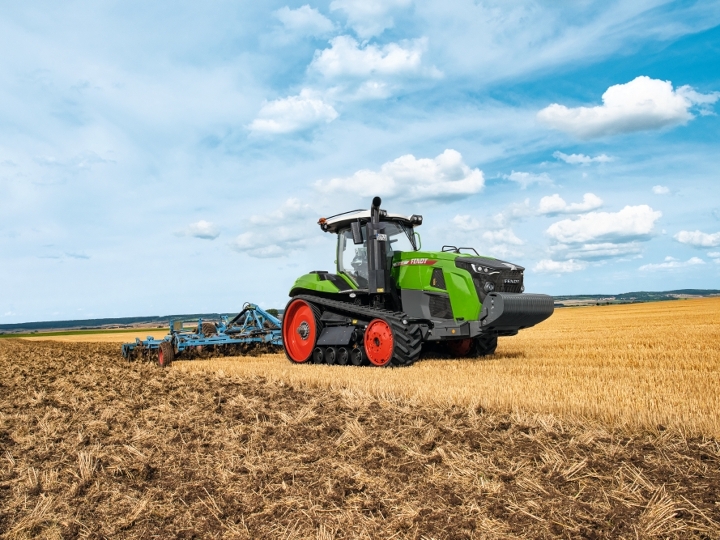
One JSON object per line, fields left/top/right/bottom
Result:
{"left": 337, "top": 221, "right": 416, "bottom": 287}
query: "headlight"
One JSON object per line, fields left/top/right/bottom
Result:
{"left": 483, "top": 281, "right": 495, "bottom": 292}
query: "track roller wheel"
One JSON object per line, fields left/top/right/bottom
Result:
{"left": 312, "top": 347, "right": 324, "bottom": 364}
{"left": 325, "top": 347, "right": 337, "bottom": 365}
{"left": 474, "top": 334, "right": 498, "bottom": 357}
{"left": 364, "top": 319, "right": 394, "bottom": 367}
{"left": 336, "top": 347, "right": 349, "bottom": 365}
{"left": 447, "top": 338, "right": 474, "bottom": 358}
{"left": 282, "top": 298, "right": 321, "bottom": 363}
{"left": 350, "top": 347, "right": 365, "bottom": 366}
{"left": 158, "top": 341, "right": 174, "bottom": 367}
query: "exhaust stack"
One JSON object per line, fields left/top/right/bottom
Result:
{"left": 367, "top": 196, "right": 389, "bottom": 295}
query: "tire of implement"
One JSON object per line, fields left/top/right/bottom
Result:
{"left": 200, "top": 322, "right": 217, "bottom": 336}
{"left": 158, "top": 341, "right": 174, "bottom": 367}
{"left": 290, "top": 294, "right": 423, "bottom": 367}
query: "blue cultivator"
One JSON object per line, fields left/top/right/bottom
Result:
{"left": 121, "top": 303, "right": 283, "bottom": 367}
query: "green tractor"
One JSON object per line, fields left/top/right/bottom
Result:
{"left": 282, "top": 197, "right": 554, "bottom": 366}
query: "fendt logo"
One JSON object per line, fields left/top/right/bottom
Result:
{"left": 505, "top": 279, "right": 521, "bottom": 284}
{"left": 393, "top": 259, "right": 438, "bottom": 267}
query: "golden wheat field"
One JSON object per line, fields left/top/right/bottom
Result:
{"left": 2, "top": 298, "right": 719, "bottom": 538}
{"left": 171, "top": 298, "right": 720, "bottom": 438}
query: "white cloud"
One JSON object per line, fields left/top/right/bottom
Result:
{"left": 315, "top": 149, "right": 484, "bottom": 202}
{"left": 310, "top": 36, "right": 433, "bottom": 79}
{"left": 553, "top": 151, "right": 612, "bottom": 165}
{"left": 452, "top": 214, "right": 481, "bottom": 232}
{"left": 639, "top": 257, "right": 705, "bottom": 271}
{"left": 329, "top": 0, "right": 411, "bottom": 38}
{"left": 673, "top": 230, "right": 720, "bottom": 248}
{"left": 652, "top": 185, "right": 670, "bottom": 195}
{"left": 230, "top": 199, "right": 316, "bottom": 258}
{"left": 183, "top": 220, "right": 220, "bottom": 240}
{"left": 504, "top": 171, "right": 551, "bottom": 190}
{"left": 533, "top": 259, "right": 587, "bottom": 274}
{"left": 538, "top": 193, "right": 603, "bottom": 215}
{"left": 482, "top": 228, "right": 523, "bottom": 246}
{"left": 249, "top": 91, "right": 338, "bottom": 134}
{"left": 537, "top": 76, "right": 720, "bottom": 139}
{"left": 274, "top": 5, "right": 335, "bottom": 37}
{"left": 708, "top": 252, "right": 720, "bottom": 258}
{"left": 249, "top": 198, "right": 313, "bottom": 225}
{"left": 546, "top": 205, "right": 661, "bottom": 245}
{"left": 552, "top": 241, "right": 643, "bottom": 260}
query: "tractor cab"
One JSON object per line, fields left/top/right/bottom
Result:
{"left": 319, "top": 209, "right": 422, "bottom": 289}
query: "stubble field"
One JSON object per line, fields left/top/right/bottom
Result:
{"left": 1, "top": 298, "right": 719, "bottom": 538}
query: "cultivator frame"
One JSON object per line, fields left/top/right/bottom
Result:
{"left": 121, "top": 303, "right": 282, "bottom": 366}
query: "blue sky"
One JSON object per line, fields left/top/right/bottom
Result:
{"left": 1, "top": 0, "right": 720, "bottom": 323}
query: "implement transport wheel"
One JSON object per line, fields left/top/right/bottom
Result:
{"left": 158, "top": 341, "right": 174, "bottom": 367}
{"left": 474, "top": 334, "right": 498, "bottom": 357}
{"left": 200, "top": 322, "right": 217, "bottom": 336}
{"left": 283, "top": 299, "right": 320, "bottom": 363}
{"left": 447, "top": 338, "right": 474, "bottom": 358}
{"left": 364, "top": 319, "right": 394, "bottom": 367}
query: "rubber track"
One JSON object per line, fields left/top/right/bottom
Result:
{"left": 293, "top": 294, "right": 423, "bottom": 367}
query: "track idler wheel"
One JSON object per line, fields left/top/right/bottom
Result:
{"left": 158, "top": 341, "right": 174, "bottom": 367}
{"left": 283, "top": 299, "right": 321, "bottom": 363}
{"left": 364, "top": 319, "right": 394, "bottom": 367}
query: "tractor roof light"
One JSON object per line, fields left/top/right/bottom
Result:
{"left": 410, "top": 214, "right": 423, "bottom": 225}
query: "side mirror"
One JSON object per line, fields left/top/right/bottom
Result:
{"left": 351, "top": 221, "right": 364, "bottom": 245}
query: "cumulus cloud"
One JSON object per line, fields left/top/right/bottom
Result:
{"left": 652, "top": 185, "right": 670, "bottom": 195}
{"left": 182, "top": 220, "right": 220, "bottom": 240}
{"left": 249, "top": 198, "right": 313, "bottom": 225}
{"left": 553, "top": 151, "right": 612, "bottom": 165}
{"left": 482, "top": 228, "right": 523, "bottom": 246}
{"left": 673, "top": 230, "right": 720, "bottom": 247}
{"left": 639, "top": 256, "right": 705, "bottom": 271}
{"left": 315, "top": 149, "right": 484, "bottom": 202}
{"left": 329, "top": 0, "right": 411, "bottom": 38}
{"left": 546, "top": 205, "right": 661, "bottom": 245}
{"left": 551, "top": 242, "right": 643, "bottom": 260}
{"left": 310, "top": 36, "right": 433, "bottom": 79}
{"left": 249, "top": 91, "right": 338, "bottom": 134}
{"left": 230, "top": 199, "right": 315, "bottom": 258}
{"left": 533, "top": 259, "right": 587, "bottom": 274}
{"left": 538, "top": 193, "right": 603, "bottom": 215}
{"left": 504, "top": 171, "right": 552, "bottom": 190}
{"left": 709, "top": 252, "right": 720, "bottom": 258}
{"left": 537, "top": 76, "right": 720, "bottom": 139}
{"left": 274, "top": 5, "right": 334, "bottom": 36}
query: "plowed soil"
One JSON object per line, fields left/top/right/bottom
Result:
{"left": 1, "top": 340, "right": 719, "bottom": 539}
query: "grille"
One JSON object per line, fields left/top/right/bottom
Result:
{"left": 429, "top": 295, "right": 454, "bottom": 319}
{"left": 430, "top": 268, "right": 446, "bottom": 289}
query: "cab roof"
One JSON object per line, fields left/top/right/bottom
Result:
{"left": 318, "top": 209, "right": 422, "bottom": 233}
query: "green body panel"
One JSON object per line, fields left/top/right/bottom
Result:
{"left": 290, "top": 272, "right": 355, "bottom": 294}
{"left": 391, "top": 251, "right": 488, "bottom": 321}
{"left": 289, "top": 249, "right": 494, "bottom": 323}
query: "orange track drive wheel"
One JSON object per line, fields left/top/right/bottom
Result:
{"left": 364, "top": 319, "right": 394, "bottom": 366}
{"left": 282, "top": 299, "right": 318, "bottom": 363}
{"left": 447, "top": 338, "right": 473, "bottom": 358}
